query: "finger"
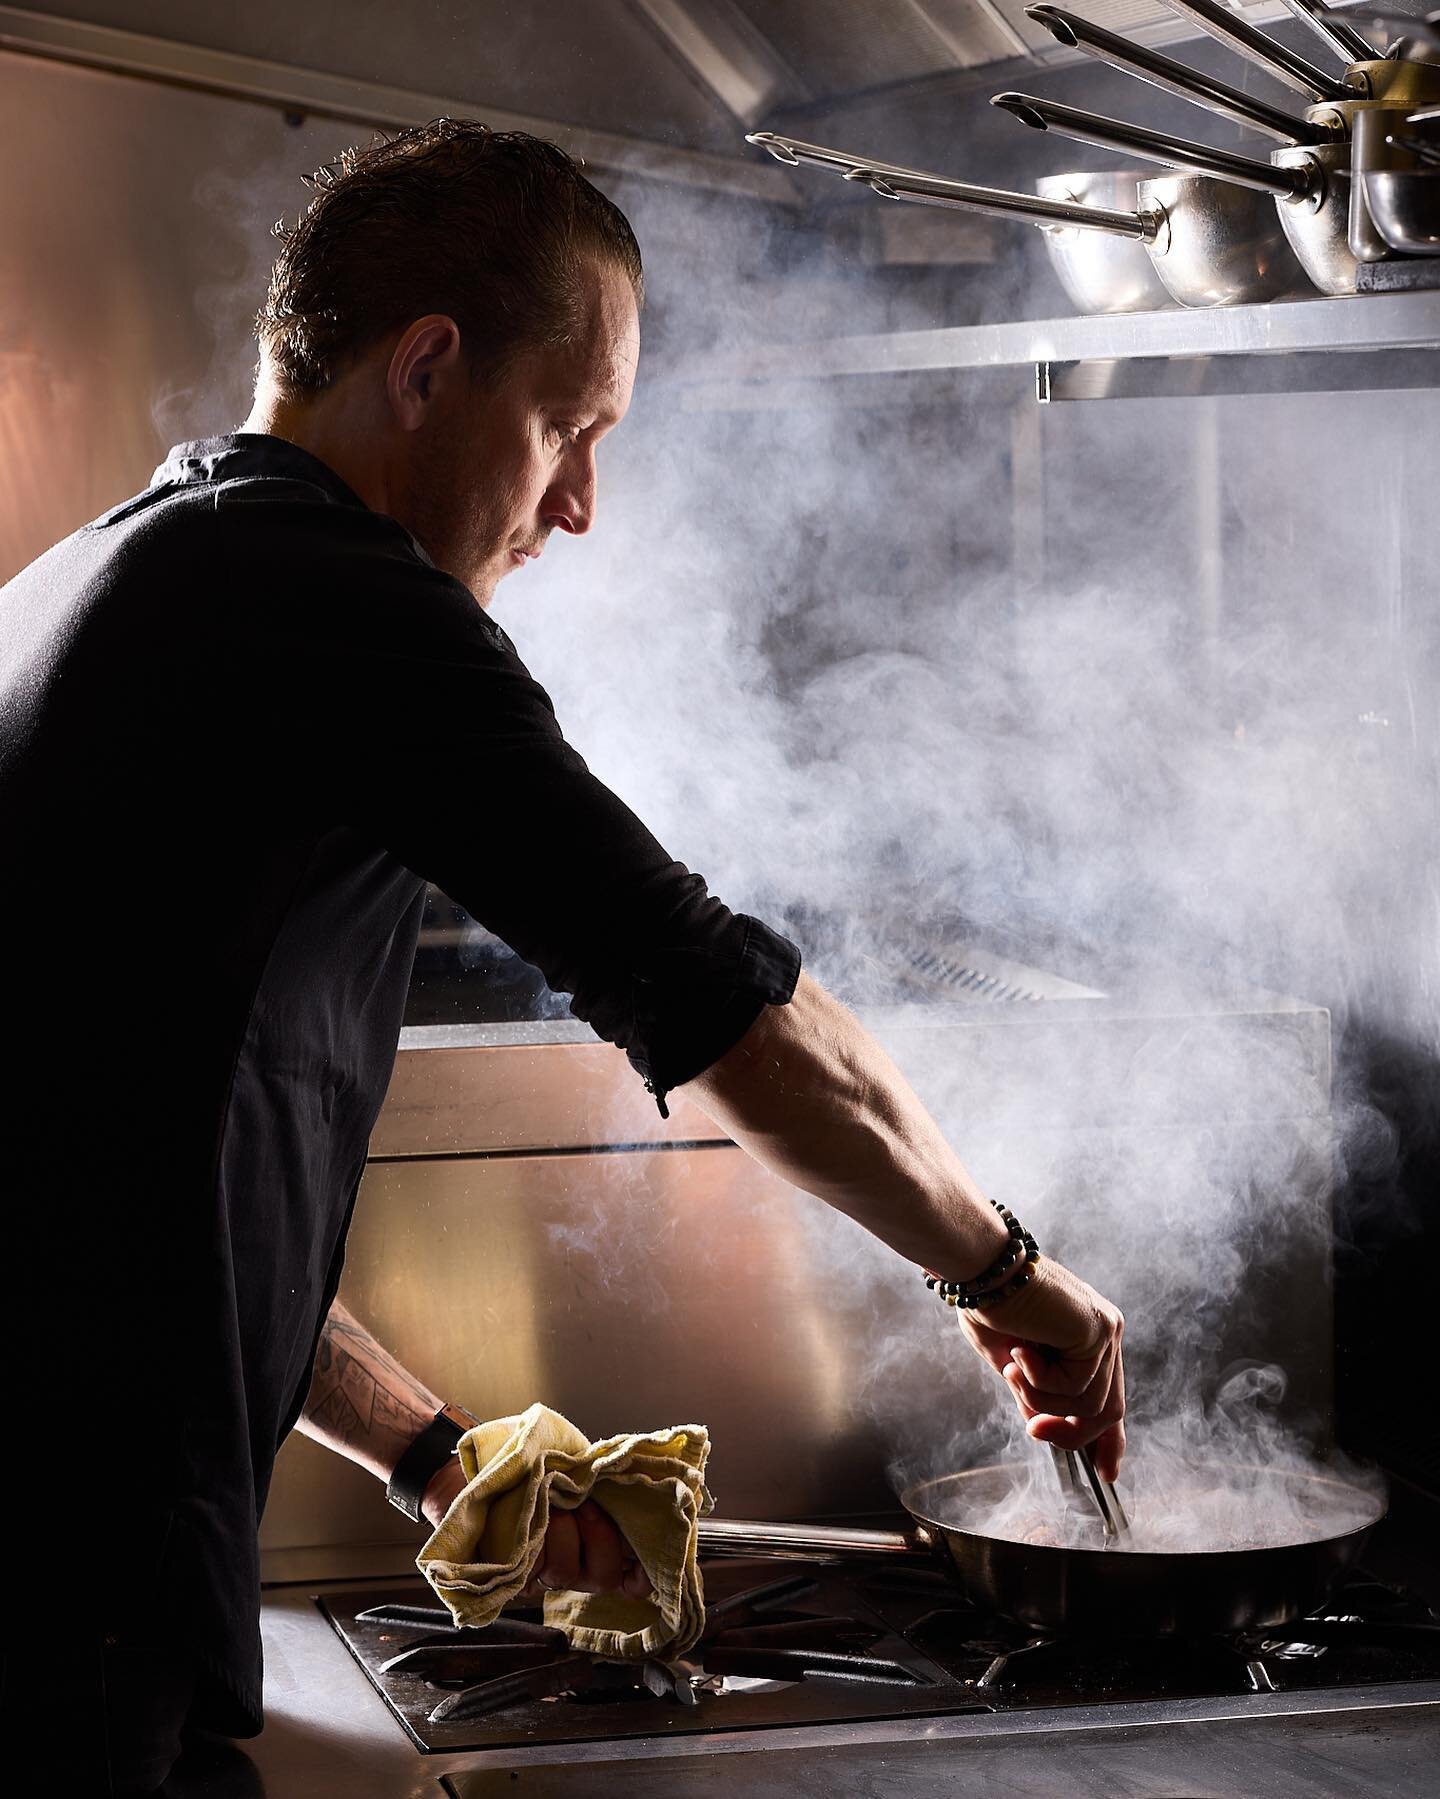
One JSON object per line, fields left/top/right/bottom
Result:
{"left": 621, "top": 1559, "right": 653, "bottom": 1599}
{"left": 1024, "top": 1399, "right": 1124, "bottom": 1454}
{"left": 1090, "top": 1417, "right": 1127, "bottom": 1485}
{"left": 1010, "top": 1341, "right": 1105, "bottom": 1400}
{"left": 1091, "top": 1343, "right": 1127, "bottom": 1482}
{"left": 1024, "top": 1412, "right": 1092, "bottom": 1450}
{"left": 1002, "top": 1362, "right": 1039, "bottom": 1421}
{"left": 1005, "top": 1363, "right": 1113, "bottom": 1421}
{"left": 570, "top": 1500, "right": 626, "bottom": 1595}
{"left": 537, "top": 1509, "right": 582, "bottom": 1592}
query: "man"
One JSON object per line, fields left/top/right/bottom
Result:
{"left": 0, "top": 122, "right": 1123, "bottom": 1793}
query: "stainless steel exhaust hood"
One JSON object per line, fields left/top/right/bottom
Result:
{"left": 0, "top": 1, "right": 1397, "bottom": 163}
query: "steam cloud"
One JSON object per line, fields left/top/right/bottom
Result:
{"left": 487, "top": 172, "right": 1423, "bottom": 1546}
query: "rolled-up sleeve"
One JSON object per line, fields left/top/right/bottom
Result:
{"left": 231, "top": 499, "right": 801, "bottom": 1106}
{"left": 602, "top": 910, "right": 801, "bottom": 1111}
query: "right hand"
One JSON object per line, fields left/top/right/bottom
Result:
{"left": 954, "top": 1256, "right": 1126, "bottom": 1482}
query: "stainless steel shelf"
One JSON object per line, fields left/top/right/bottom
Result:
{"left": 668, "top": 291, "right": 1440, "bottom": 405}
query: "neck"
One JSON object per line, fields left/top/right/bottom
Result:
{"left": 241, "top": 373, "right": 393, "bottom": 516}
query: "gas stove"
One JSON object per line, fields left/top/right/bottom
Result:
{"left": 319, "top": 1548, "right": 1440, "bottom": 1758}
{"left": 237, "top": 1489, "right": 1440, "bottom": 1799}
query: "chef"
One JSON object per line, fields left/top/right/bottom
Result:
{"left": 0, "top": 121, "right": 1124, "bottom": 1795}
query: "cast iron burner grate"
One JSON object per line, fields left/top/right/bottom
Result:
{"left": 320, "top": 1563, "right": 976, "bottom": 1753}
{"left": 364, "top": 1573, "right": 925, "bottom": 1723}
{"left": 856, "top": 1565, "right": 1440, "bottom": 1707}
{"left": 320, "top": 1557, "right": 1440, "bottom": 1754}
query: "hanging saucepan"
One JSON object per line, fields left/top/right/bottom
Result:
{"left": 1156, "top": 0, "right": 1440, "bottom": 237}
{"left": 1032, "top": 170, "right": 1175, "bottom": 312}
{"left": 1360, "top": 104, "right": 1440, "bottom": 252}
{"left": 1024, "top": 6, "right": 1440, "bottom": 262}
{"left": 747, "top": 131, "right": 1311, "bottom": 310}
{"left": 1349, "top": 102, "right": 1440, "bottom": 256}
{"left": 696, "top": 1459, "right": 1385, "bottom": 1635}
{"left": 993, "top": 92, "right": 1362, "bottom": 295}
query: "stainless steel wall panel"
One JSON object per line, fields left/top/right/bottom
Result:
{"left": 370, "top": 1030, "right": 727, "bottom": 1157}
{"left": 371, "top": 990, "right": 1331, "bottom": 1158}
{"left": 261, "top": 997, "right": 1335, "bottom": 1578}
{"left": 259, "top": 1141, "right": 915, "bottom": 1574}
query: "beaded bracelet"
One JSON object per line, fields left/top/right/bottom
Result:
{"left": 923, "top": 1200, "right": 1040, "bottom": 1311}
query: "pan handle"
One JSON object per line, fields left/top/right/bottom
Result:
{"left": 1155, "top": 0, "right": 1352, "bottom": 101}
{"left": 846, "top": 167, "right": 1156, "bottom": 241}
{"left": 696, "top": 1516, "right": 934, "bottom": 1563}
{"left": 1277, "top": 0, "right": 1377, "bottom": 65}
{"left": 1025, "top": 7, "right": 1327, "bottom": 144}
{"left": 992, "top": 92, "right": 1316, "bottom": 201}
{"left": 745, "top": 130, "right": 1157, "bottom": 240}
{"left": 745, "top": 130, "right": 937, "bottom": 182}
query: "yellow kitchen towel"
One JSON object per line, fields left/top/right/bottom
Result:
{"left": 417, "top": 1402, "right": 713, "bottom": 1660}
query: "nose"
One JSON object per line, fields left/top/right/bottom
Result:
{"left": 541, "top": 445, "right": 596, "bottom": 537}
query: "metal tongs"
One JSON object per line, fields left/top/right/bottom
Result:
{"left": 1050, "top": 1444, "right": 1130, "bottom": 1539}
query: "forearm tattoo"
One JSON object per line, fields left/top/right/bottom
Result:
{"left": 300, "top": 1301, "right": 443, "bottom": 1478}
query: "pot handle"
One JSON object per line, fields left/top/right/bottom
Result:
{"left": 846, "top": 166, "right": 1154, "bottom": 241}
{"left": 1155, "top": 0, "right": 1351, "bottom": 101}
{"left": 992, "top": 92, "right": 1315, "bottom": 202}
{"left": 745, "top": 130, "right": 939, "bottom": 182}
{"left": 696, "top": 1516, "right": 935, "bottom": 1564}
{"left": 1026, "top": 6, "right": 1325, "bottom": 144}
{"left": 1277, "top": 0, "right": 1377, "bottom": 65}
{"left": 745, "top": 130, "right": 1155, "bottom": 241}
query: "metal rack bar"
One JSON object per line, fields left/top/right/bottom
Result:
{"left": 1036, "top": 346, "right": 1440, "bottom": 400}
{"left": 663, "top": 292, "right": 1440, "bottom": 405}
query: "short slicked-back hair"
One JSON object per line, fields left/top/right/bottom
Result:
{"left": 257, "top": 120, "right": 643, "bottom": 397}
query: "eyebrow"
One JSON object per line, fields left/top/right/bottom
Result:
{"left": 548, "top": 395, "right": 625, "bottom": 433}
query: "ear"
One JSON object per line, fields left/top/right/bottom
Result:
{"left": 385, "top": 315, "right": 463, "bottom": 431}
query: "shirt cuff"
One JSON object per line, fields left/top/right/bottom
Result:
{"left": 627, "top": 915, "right": 801, "bottom": 1117}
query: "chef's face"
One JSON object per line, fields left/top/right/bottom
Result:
{"left": 402, "top": 256, "right": 640, "bottom": 605}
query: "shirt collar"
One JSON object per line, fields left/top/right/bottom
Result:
{"left": 151, "top": 433, "right": 368, "bottom": 512}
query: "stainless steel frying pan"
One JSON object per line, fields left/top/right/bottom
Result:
{"left": 697, "top": 1460, "right": 1386, "bottom": 1635}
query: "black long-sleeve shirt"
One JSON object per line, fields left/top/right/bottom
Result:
{"left": 0, "top": 434, "right": 798, "bottom": 1732}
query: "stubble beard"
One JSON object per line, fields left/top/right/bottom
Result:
{"left": 398, "top": 434, "right": 501, "bottom": 601}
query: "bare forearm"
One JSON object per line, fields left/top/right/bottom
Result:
{"left": 684, "top": 972, "right": 1009, "bottom": 1279}
{"left": 297, "top": 1299, "right": 443, "bottom": 1486}
{"left": 687, "top": 973, "right": 1129, "bottom": 1481}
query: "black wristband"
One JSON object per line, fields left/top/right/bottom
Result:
{"left": 386, "top": 1403, "right": 478, "bottom": 1523}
